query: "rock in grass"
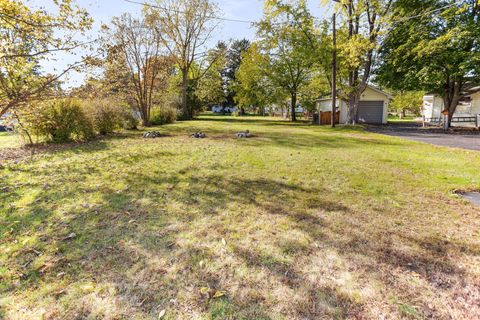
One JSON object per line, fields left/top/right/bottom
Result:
{"left": 236, "top": 130, "right": 251, "bottom": 138}
{"left": 63, "top": 233, "right": 76, "bottom": 241}
{"left": 143, "top": 131, "right": 162, "bottom": 138}
{"left": 191, "top": 132, "right": 206, "bottom": 138}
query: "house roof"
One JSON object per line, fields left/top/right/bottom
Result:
{"left": 425, "top": 85, "right": 480, "bottom": 98}
{"left": 317, "top": 85, "right": 392, "bottom": 101}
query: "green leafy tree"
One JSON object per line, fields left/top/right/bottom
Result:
{"left": 234, "top": 42, "right": 281, "bottom": 115}
{"left": 223, "top": 39, "right": 250, "bottom": 113}
{"left": 390, "top": 91, "right": 424, "bottom": 118}
{"left": 195, "top": 43, "right": 227, "bottom": 109}
{"left": 257, "top": 0, "right": 318, "bottom": 121}
{"left": 327, "top": 0, "right": 394, "bottom": 124}
{"left": 0, "top": 0, "right": 93, "bottom": 117}
{"left": 377, "top": 0, "right": 480, "bottom": 127}
{"left": 299, "top": 72, "right": 330, "bottom": 112}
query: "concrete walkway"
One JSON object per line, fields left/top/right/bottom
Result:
{"left": 367, "top": 122, "right": 480, "bottom": 151}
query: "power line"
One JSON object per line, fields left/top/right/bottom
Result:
{"left": 123, "top": 0, "right": 256, "bottom": 24}
{"left": 392, "top": 1, "right": 462, "bottom": 24}
{"left": 124, "top": 0, "right": 463, "bottom": 30}
{"left": 385, "top": 1, "right": 462, "bottom": 33}
{"left": 124, "top": 0, "right": 325, "bottom": 26}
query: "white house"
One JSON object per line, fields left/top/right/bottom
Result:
{"left": 317, "top": 85, "right": 392, "bottom": 124}
{"left": 423, "top": 87, "right": 480, "bottom": 125}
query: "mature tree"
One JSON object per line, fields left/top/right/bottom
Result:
{"left": 377, "top": 0, "right": 480, "bottom": 127}
{"left": 106, "top": 13, "right": 168, "bottom": 126}
{"left": 146, "top": 0, "right": 219, "bottom": 120}
{"left": 223, "top": 39, "right": 250, "bottom": 113}
{"left": 195, "top": 43, "right": 227, "bottom": 109}
{"left": 299, "top": 72, "right": 330, "bottom": 112}
{"left": 235, "top": 42, "right": 280, "bottom": 114}
{"left": 389, "top": 91, "right": 424, "bottom": 118}
{"left": 0, "top": 0, "right": 92, "bottom": 117}
{"left": 330, "top": 0, "right": 394, "bottom": 124}
{"left": 257, "top": 0, "right": 318, "bottom": 121}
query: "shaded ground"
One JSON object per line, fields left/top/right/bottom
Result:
{"left": 1, "top": 116, "right": 480, "bottom": 319}
{"left": 368, "top": 122, "right": 480, "bottom": 151}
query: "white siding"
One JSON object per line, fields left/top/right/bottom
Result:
{"left": 423, "top": 95, "right": 434, "bottom": 118}
{"left": 318, "top": 99, "right": 334, "bottom": 112}
{"left": 471, "top": 92, "right": 480, "bottom": 115}
{"left": 423, "top": 95, "right": 444, "bottom": 119}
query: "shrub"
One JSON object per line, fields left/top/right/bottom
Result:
{"left": 84, "top": 100, "right": 121, "bottom": 135}
{"left": 150, "top": 105, "right": 178, "bottom": 125}
{"left": 119, "top": 109, "right": 139, "bottom": 130}
{"left": 22, "top": 99, "right": 95, "bottom": 143}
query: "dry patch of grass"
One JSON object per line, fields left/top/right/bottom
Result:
{"left": 1, "top": 116, "right": 480, "bottom": 319}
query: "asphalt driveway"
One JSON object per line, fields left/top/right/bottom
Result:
{"left": 367, "top": 122, "right": 480, "bottom": 151}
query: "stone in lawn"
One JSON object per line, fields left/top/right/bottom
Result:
{"left": 63, "top": 233, "right": 76, "bottom": 241}
{"left": 191, "top": 132, "right": 206, "bottom": 138}
{"left": 143, "top": 131, "right": 162, "bottom": 138}
{"left": 236, "top": 130, "right": 251, "bottom": 138}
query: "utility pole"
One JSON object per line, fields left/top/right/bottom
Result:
{"left": 331, "top": 12, "right": 337, "bottom": 128}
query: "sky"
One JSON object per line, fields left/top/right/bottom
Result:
{"left": 31, "top": 0, "right": 333, "bottom": 88}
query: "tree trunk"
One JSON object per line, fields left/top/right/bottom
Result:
{"left": 141, "top": 107, "right": 150, "bottom": 127}
{"left": 291, "top": 92, "right": 297, "bottom": 122}
{"left": 443, "top": 80, "right": 462, "bottom": 128}
{"left": 347, "top": 94, "right": 359, "bottom": 125}
{"left": 181, "top": 67, "right": 190, "bottom": 120}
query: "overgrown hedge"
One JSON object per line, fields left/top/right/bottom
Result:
{"left": 20, "top": 99, "right": 139, "bottom": 143}
{"left": 150, "top": 105, "right": 178, "bottom": 125}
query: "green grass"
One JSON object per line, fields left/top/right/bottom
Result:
{"left": 1, "top": 115, "right": 480, "bottom": 319}
{"left": 388, "top": 115, "right": 418, "bottom": 123}
{"left": 0, "top": 132, "right": 21, "bottom": 149}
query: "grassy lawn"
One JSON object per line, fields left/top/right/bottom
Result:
{"left": 0, "top": 132, "right": 21, "bottom": 149}
{"left": 1, "top": 116, "right": 479, "bottom": 319}
{"left": 388, "top": 115, "right": 418, "bottom": 123}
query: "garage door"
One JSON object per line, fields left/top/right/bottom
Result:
{"left": 357, "top": 101, "right": 384, "bottom": 124}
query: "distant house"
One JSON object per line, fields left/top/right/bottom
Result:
{"left": 212, "top": 105, "right": 237, "bottom": 113}
{"left": 423, "top": 87, "right": 480, "bottom": 125}
{"left": 317, "top": 85, "right": 392, "bottom": 124}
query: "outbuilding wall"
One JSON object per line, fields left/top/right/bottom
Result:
{"left": 317, "top": 87, "right": 390, "bottom": 124}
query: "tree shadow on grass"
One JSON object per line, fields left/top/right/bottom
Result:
{"left": 2, "top": 169, "right": 478, "bottom": 318}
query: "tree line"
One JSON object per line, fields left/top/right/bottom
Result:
{"left": 1, "top": 0, "right": 478, "bottom": 134}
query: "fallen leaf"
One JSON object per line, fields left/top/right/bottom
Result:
{"left": 213, "top": 291, "right": 226, "bottom": 298}
{"left": 200, "top": 286, "right": 210, "bottom": 294}
{"left": 158, "top": 309, "right": 166, "bottom": 319}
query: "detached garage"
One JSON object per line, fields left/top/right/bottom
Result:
{"left": 316, "top": 85, "right": 391, "bottom": 124}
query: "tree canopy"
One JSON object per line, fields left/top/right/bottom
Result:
{"left": 377, "top": 0, "right": 480, "bottom": 126}
{"left": 0, "top": 0, "right": 93, "bottom": 117}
